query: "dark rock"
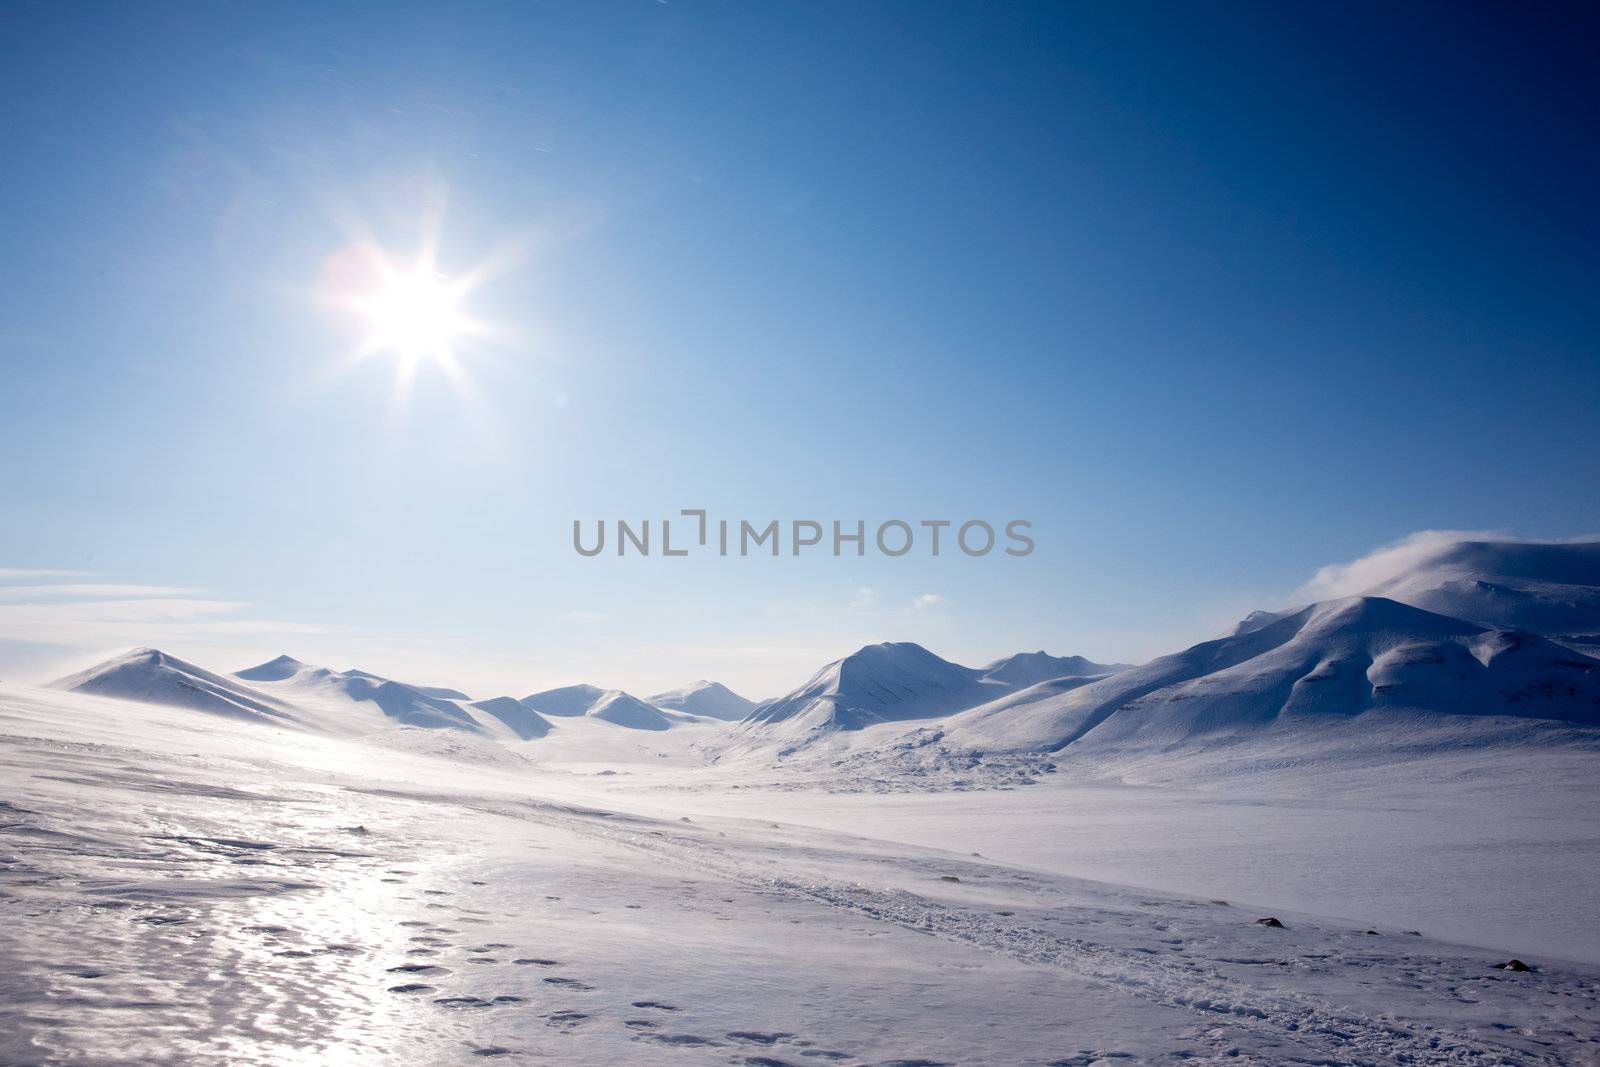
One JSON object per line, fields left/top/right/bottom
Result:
{"left": 1497, "top": 959, "right": 1534, "bottom": 972}
{"left": 1255, "top": 917, "right": 1286, "bottom": 928}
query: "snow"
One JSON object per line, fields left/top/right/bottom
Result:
{"left": 3, "top": 680, "right": 1598, "bottom": 1064}
{"left": 741, "top": 641, "right": 1014, "bottom": 739}
{"left": 471, "top": 696, "right": 553, "bottom": 740}
{"left": 8, "top": 536, "right": 1600, "bottom": 1062}
{"left": 50, "top": 647, "right": 306, "bottom": 728}
{"left": 928, "top": 596, "right": 1600, "bottom": 758}
{"left": 520, "top": 683, "right": 608, "bottom": 717}
{"left": 585, "top": 691, "right": 674, "bottom": 732}
{"left": 647, "top": 680, "right": 755, "bottom": 721}
{"left": 980, "top": 650, "right": 1129, "bottom": 688}
{"left": 1357, "top": 539, "right": 1600, "bottom": 640}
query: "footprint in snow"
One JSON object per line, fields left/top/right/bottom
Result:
{"left": 387, "top": 983, "right": 436, "bottom": 994}
{"left": 728, "top": 1032, "right": 793, "bottom": 1045}
{"left": 643, "top": 1034, "right": 721, "bottom": 1047}
{"left": 631, "top": 1001, "right": 679, "bottom": 1011}
{"left": 434, "top": 996, "right": 492, "bottom": 1009}
{"left": 512, "top": 958, "right": 561, "bottom": 967}
{"left": 471, "top": 1048, "right": 513, "bottom": 1058}
{"left": 387, "top": 963, "right": 450, "bottom": 975}
{"left": 542, "top": 976, "right": 593, "bottom": 990}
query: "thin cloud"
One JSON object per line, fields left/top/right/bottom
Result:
{"left": 0, "top": 584, "right": 203, "bottom": 600}
{"left": 0, "top": 568, "right": 90, "bottom": 580}
{"left": 848, "top": 587, "right": 877, "bottom": 610}
{"left": 910, "top": 593, "right": 945, "bottom": 611}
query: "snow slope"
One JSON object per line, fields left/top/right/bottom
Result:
{"left": 3, "top": 680, "right": 1597, "bottom": 1065}
{"left": 586, "top": 691, "right": 674, "bottom": 731}
{"left": 937, "top": 596, "right": 1600, "bottom": 756}
{"left": 469, "top": 696, "right": 553, "bottom": 740}
{"left": 520, "top": 684, "right": 608, "bottom": 717}
{"left": 647, "top": 680, "right": 755, "bottom": 721}
{"left": 1355, "top": 538, "right": 1600, "bottom": 641}
{"left": 742, "top": 642, "right": 1012, "bottom": 737}
{"left": 232, "top": 655, "right": 508, "bottom": 737}
{"left": 980, "top": 650, "right": 1129, "bottom": 688}
{"left": 51, "top": 648, "right": 306, "bottom": 729}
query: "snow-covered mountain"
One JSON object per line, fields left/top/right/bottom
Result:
{"left": 649, "top": 679, "right": 756, "bottom": 721}
{"left": 52, "top": 648, "right": 306, "bottom": 728}
{"left": 742, "top": 642, "right": 1013, "bottom": 737}
{"left": 1352, "top": 539, "right": 1600, "bottom": 643}
{"left": 521, "top": 683, "right": 608, "bottom": 717}
{"left": 938, "top": 596, "right": 1600, "bottom": 756}
{"left": 980, "top": 651, "right": 1130, "bottom": 688}
{"left": 41, "top": 537, "right": 1600, "bottom": 772}
{"left": 587, "top": 690, "right": 675, "bottom": 731}
{"left": 233, "top": 654, "right": 501, "bottom": 736}
{"left": 468, "top": 696, "right": 552, "bottom": 740}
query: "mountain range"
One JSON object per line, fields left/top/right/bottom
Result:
{"left": 41, "top": 537, "right": 1600, "bottom": 769}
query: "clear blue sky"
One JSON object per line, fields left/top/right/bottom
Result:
{"left": 2, "top": 1, "right": 1596, "bottom": 698}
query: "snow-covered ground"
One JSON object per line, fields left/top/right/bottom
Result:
{"left": 8, "top": 538, "right": 1600, "bottom": 1063}
{"left": 4, "top": 681, "right": 1599, "bottom": 1066}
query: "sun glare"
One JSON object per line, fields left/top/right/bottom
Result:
{"left": 319, "top": 207, "right": 522, "bottom": 405}
{"left": 359, "top": 265, "right": 468, "bottom": 363}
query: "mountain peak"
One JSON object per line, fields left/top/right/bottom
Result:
{"left": 649, "top": 679, "right": 755, "bottom": 721}
{"left": 51, "top": 648, "right": 304, "bottom": 727}
{"left": 521, "top": 683, "right": 607, "bottom": 717}
{"left": 235, "top": 653, "right": 311, "bottom": 682}
{"left": 744, "top": 641, "right": 1000, "bottom": 735}
{"left": 981, "top": 650, "right": 1129, "bottom": 689}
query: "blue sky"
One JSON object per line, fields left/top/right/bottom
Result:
{"left": 2, "top": 2, "right": 1596, "bottom": 698}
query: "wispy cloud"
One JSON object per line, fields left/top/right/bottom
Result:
{"left": 848, "top": 587, "right": 877, "bottom": 610}
{"left": 0, "top": 567, "right": 331, "bottom": 658}
{"left": 0, "top": 584, "right": 203, "bottom": 600}
{"left": 909, "top": 593, "right": 945, "bottom": 611}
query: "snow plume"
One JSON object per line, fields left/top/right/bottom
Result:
{"left": 1287, "top": 529, "right": 1600, "bottom": 602}
{"left": 1296, "top": 531, "right": 1508, "bottom": 602}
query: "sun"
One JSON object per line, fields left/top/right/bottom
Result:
{"left": 357, "top": 262, "right": 469, "bottom": 366}
{"left": 319, "top": 221, "right": 518, "bottom": 403}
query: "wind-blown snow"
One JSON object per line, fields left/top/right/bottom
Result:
{"left": 52, "top": 647, "right": 305, "bottom": 728}
{"left": 4, "top": 681, "right": 1599, "bottom": 1065}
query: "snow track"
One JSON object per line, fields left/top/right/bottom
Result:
{"left": 478, "top": 795, "right": 1597, "bottom": 1066}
